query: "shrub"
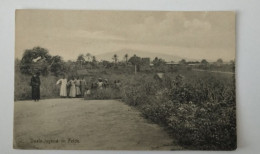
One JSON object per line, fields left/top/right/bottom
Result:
{"left": 122, "top": 72, "right": 236, "bottom": 150}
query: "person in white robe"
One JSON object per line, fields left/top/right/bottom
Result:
{"left": 56, "top": 75, "right": 67, "bottom": 97}
{"left": 68, "top": 77, "right": 76, "bottom": 98}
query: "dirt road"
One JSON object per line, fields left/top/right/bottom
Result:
{"left": 14, "top": 99, "right": 180, "bottom": 150}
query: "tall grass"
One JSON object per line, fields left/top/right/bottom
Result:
{"left": 15, "top": 70, "right": 60, "bottom": 100}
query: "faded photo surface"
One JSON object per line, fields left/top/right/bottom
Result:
{"left": 14, "top": 10, "right": 236, "bottom": 150}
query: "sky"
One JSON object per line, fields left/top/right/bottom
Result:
{"left": 15, "top": 10, "right": 236, "bottom": 62}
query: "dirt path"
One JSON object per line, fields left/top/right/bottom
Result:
{"left": 14, "top": 99, "right": 180, "bottom": 150}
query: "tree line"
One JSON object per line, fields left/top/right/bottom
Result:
{"left": 17, "top": 46, "right": 235, "bottom": 76}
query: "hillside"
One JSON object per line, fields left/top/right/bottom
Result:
{"left": 94, "top": 49, "right": 191, "bottom": 62}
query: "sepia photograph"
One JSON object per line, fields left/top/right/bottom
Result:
{"left": 14, "top": 10, "right": 236, "bottom": 150}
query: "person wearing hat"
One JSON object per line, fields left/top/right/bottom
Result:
{"left": 30, "top": 72, "right": 41, "bottom": 101}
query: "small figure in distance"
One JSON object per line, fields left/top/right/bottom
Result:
{"left": 103, "top": 79, "right": 109, "bottom": 89}
{"left": 97, "top": 78, "right": 103, "bottom": 90}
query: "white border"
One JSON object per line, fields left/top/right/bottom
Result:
{"left": 1, "top": 0, "right": 260, "bottom": 153}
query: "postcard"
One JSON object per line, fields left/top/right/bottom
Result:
{"left": 14, "top": 10, "right": 236, "bottom": 150}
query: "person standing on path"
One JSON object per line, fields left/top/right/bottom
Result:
{"left": 56, "top": 74, "right": 67, "bottom": 98}
{"left": 80, "top": 76, "right": 86, "bottom": 97}
{"left": 75, "top": 76, "right": 81, "bottom": 97}
{"left": 68, "top": 77, "right": 76, "bottom": 98}
{"left": 30, "top": 72, "right": 41, "bottom": 101}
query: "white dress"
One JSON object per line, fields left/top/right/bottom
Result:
{"left": 56, "top": 78, "right": 67, "bottom": 97}
{"left": 68, "top": 80, "right": 76, "bottom": 97}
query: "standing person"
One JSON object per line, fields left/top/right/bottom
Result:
{"left": 75, "top": 76, "right": 81, "bottom": 97}
{"left": 68, "top": 77, "right": 76, "bottom": 98}
{"left": 97, "top": 78, "right": 103, "bottom": 89}
{"left": 80, "top": 76, "right": 86, "bottom": 97}
{"left": 30, "top": 72, "right": 41, "bottom": 101}
{"left": 56, "top": 74, "right": 67, "bottom": 98}
{"left": 103, "top": 79, "right": 109, "bottom": 89}
{"left": 115, "top": 80, "right": 122, "bottom": 89}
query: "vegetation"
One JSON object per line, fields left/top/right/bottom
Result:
{"left": 15, "top": 47, "right": 236, "bottom": 150}
{"left": 121, "top": 72, "right": 236, "bottom": 150}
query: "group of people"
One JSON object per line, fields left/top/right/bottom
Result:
{"left": 56, "top": 75, "right": 87, "bottom": 98}
{"left": 30, "top": 72, "right": 122, "bottom": 101}
{"left": 56, "top": 75, "right": 121, "bottom": 98}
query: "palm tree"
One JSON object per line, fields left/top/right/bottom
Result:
{"left": 124, "top": 54, "right": 128, "bottom": 64}
{"left": 92, "top": 56, "right": 97, "bottom": 63}
{"left": 85, "top": 53, "right": 92, "bottom": 62}
{"left": 112, "top": 54, "right": 118, "bottom": 64}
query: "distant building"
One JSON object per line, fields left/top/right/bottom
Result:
{"left": 141, "top": 58, "right": 150, "bottom": 66}
{"left": 187, "top": 61, "right": 200, "bottom": 66}
{"left": 165, "top": 61, "right": 179, "bottom": 66}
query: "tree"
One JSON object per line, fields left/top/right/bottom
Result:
{"left": 179, "top": 59, "right": 186, "bottom": 65}
{"left": 124, "top": 54, "right": 128, "bottom": 64}
{"left": 200, "top": 59, "right": 209, "bottom": 70}
{"left": 152, "top": 57, "right": 166, "bottom": 67}
{"left": 85, "top": 53, "right": 92, "bottom": 62}
{"left": 50, "top": 55, "right": 65, "bottom": 76}
{"left": 112, "top": 54, "right": 118, "bottom": 64}
{"left": 102, "top": 60, "right": 112, "bottom": 68}
{"left": 128, "top": 54, "right": 142, "bottom": 74}
{"left": 216, "top": 58, "right": 224, "bottom": 65}
{"left": 201, "top": 59, "right": 208, "bottom": 65}
{"left": 92, "top": 56, "right": 97, "bottom": 67}
{"left": 92, "top": 56, "right": 97, "bottom": 63}
{"left": 20, "top": 47, "right": 52, "bottom": 75}
{"left": 76, "top": 54, "right": 86, "bottom": 68}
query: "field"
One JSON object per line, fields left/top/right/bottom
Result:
{"left": 14, "top": 65, "right": 236, "bottom": 150}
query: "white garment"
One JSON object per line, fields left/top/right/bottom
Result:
{"left": 97, "top": 81, "right": 103, "bottom": 89}
{"left": 56, "top": 78, "right": 67, "bottom": 96}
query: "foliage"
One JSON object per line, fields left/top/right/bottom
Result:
{"left": 50, "top": 55, "right": 66, "bottom": 76}
{"left": 152, "top": 57, "right": 166, "bottom": 67}
{"left": 179, "top": 59, "right": 186, "bottom": 65}
{"left": 20, "top": 47, "right": 52, "bottom": 75}
{"left": 128, "top": 54, "right": 142, "bottom": 72}
{"left": 19, "top": 47, "right": 67, "bottom": 76}
{"left": 121, "top": 72, "right": 236, "bottom": 150}
{"left": 201, "top": 59, "right": 209, "bottom": 65}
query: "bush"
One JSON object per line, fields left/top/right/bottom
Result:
{"left": 121, "top": 73, "right": 236, "bottom": 150}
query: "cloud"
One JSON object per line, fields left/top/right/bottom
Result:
{"left": 15, "top": 10, "right": 235, "bottom": 61}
